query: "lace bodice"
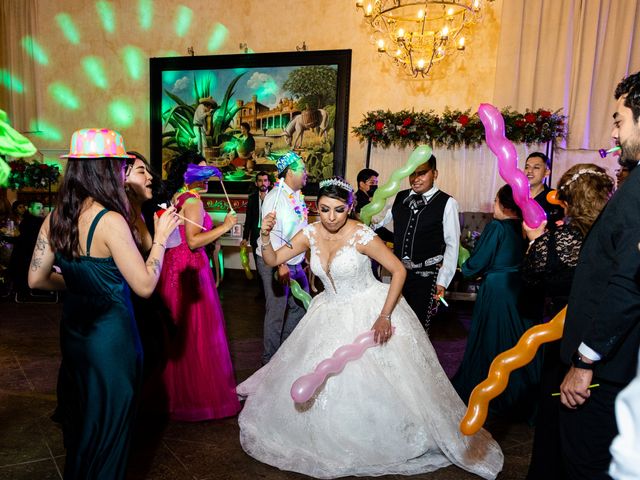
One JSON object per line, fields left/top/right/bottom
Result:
{"left": 303, "top": 222, "right": 377, "bottom": 298}
{"left": 522, "top": 223, "right": 583, "bottom": 290}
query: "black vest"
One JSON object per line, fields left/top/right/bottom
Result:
{"left": 391, "top": 189, "right": 450, "bottom": 264}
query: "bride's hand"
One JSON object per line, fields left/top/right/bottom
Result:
{"left": 372, "top": 315, "right": 392, "bottom": 344}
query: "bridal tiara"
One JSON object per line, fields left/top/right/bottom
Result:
{"left": 319, "top": 177, "right": 354, "bottom": 193}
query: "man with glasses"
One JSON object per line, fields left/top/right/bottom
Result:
{"left": 375, "top": 154, "right": 460, "bottom": 330}
{"left": 257, "top": 152, "right": 310, "bottom": 364}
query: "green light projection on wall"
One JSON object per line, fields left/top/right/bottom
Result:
{"left": 138, "top": 0, "right": 153, "bottom": 30}
{"left": 96, "top": 1, "right": 116, "bottom": 33}
{"left": 122, "top": 46, "right": 144, "bottom": 80}
{"left": 0, "top": 69, "right": 25, "bottom": 93}
{"left": 82, "top": 56, "right": 108, "bottom": 89}
{"left": 54, "top": 14, "right": 80, "bottom": 44}
{"left": 207, "top": 23, "right": 228, "bottom": 52}
{"left": 29, "top": 120, "right": 63, "bottom": 142}
{"left": 175, "top": 6, "right": 192, "bottom": 37}
{"left": 109, "top": 100, "right": 135, "bottom": 127}
{"left": 48, "top": 83, "right": 80, "bottom": 110}
{"left": 159, "top": 50, "right": 180, "bottom": 57}
{"left": 21, "top": 36, "right": 49, "bottom": 65}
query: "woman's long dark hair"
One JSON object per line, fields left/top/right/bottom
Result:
{"left": 161, "top": 150, "right": 206, "bottom": 202}
{"left": 50, "top": 158, "right": 132, "bottom": 259}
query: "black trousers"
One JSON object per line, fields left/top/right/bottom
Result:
{"left": 526, "top": 341, "right": 567, "bottom": 480}
{"left": 402, "top": 270, "right": 438, "bottom": 329}
{"left": 558, "top": 379, "right": 622, "bottom": 480}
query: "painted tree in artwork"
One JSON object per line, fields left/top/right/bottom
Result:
{"left": 283, "top": 66, "right": 337, "bottom": 109}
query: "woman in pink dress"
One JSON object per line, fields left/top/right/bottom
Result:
{"left": 157, "top": 160, "right": 240, "bottom": 421}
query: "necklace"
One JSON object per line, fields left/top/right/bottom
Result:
{"left": 176, "top": 186, "right": 201, "bottom": 198}
{"left": 274, "top": 181, "right": 308, "bottom": 222}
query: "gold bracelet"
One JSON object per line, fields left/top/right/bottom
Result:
{"left": 379, "top": 314, "right": 391, "bottom": 320}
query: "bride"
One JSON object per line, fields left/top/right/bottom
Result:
{"left": 237, "top": 177, "right": 503, "bottom": 479}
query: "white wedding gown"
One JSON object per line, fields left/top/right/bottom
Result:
{"left": 237, "top": 222, "right": 503, "bottom": 479}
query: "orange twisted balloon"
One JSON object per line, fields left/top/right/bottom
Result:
{"left": 460, "top": 306, "right": 566, "bottom": 436}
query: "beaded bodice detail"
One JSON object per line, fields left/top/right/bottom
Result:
{"left": 303, "top": 222, "right": 377, "bottom": 298}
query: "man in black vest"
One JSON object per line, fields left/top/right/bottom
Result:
{"left": 558, "top": 71, "right": 640, "bottom": 479}
{"left": 376, "top": 154, "right": 460, "bottom": 329}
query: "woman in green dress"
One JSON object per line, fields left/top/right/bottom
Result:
{"left": 28, "top": 129, "right": 179, "bottom": 479}
{"left": 452, "top": 184, "right": 540, "bottom": 418}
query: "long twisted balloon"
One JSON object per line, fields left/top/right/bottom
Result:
{"left": 290, "top": 278, "right": 311, "bottom": 310}
{"left": 0, "top": 109, "right": 37, "bottom": 187}
{"left": 478, "top": 104, "right": 546, "bottom": 228}
{"left": 239, "top": 245, "right": 253, "bottom": 280}
{"left": 291, "top": 328, "right": 393, "bottom": 403}
{"left": 460, "top": 306, "right": 566, "bottom": 435}
{"left": 360, "top": 145, "right": 433, "bottom": 226}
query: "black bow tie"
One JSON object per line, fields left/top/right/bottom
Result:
{"left": 404, "top": 194, "right": 426, "bottom": 211}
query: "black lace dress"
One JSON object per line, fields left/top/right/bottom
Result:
{"left": 523, "top": 223, "right": 584, "bottom": 480}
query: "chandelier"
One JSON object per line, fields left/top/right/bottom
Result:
{"left": 355, "top": 0, "right": 493, "bottom": 78}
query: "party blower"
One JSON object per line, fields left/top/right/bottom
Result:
{"left": 598, "top": 146, "right": 621, "bottom": 158}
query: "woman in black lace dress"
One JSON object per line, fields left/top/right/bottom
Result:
{"left": 524, "top": 164, "right": 614, "bottom": 480}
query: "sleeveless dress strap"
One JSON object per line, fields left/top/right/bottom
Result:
{"left": 86, "top": 209, "right": 109, "bottom": 256}
{"left": 175, "top": 192, "right": 198, "bottom": 210}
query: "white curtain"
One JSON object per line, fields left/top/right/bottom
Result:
{"left": 0, "top": 0, "right": 40, "bottom": 132}
{"left": 494, "top": 0, "right": 640, "bottom": 150}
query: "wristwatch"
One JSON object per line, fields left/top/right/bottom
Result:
{"left": 571, "top": 352, "right": 596, "bottom": 370}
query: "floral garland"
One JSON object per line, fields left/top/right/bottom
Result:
{"left": 274, "top": 181, "right": 308, "bottom": 222}
{"left": 7, "top": 159, "right": 61, "bottom": 190}
{"left": 352, "top": 107, "right": 567, "bottom": 149}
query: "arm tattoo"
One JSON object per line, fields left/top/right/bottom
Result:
{"left": 146, "top": 257, "right": 162, "bottom": 276}
{"left": 30, "top": 234, "right": 48, "bottom": 271}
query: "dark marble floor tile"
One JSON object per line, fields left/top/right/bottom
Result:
{"left": 0, "top": 458, "right": 61, "bottom": 480}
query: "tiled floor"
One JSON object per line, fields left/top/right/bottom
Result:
{"left": 0, "top": 271, "right": 534, "bottom": 479}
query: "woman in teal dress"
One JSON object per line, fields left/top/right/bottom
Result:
{"left": 28, "top": 129, "right": 179, "bottom": 480}
{"left": 452, "top": 185, "right": 540, "bottom": 418}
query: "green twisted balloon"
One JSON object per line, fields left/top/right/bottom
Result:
{"left": 458, "top": 245, "right": 471, "bottom": 268}
{"left": 290, "top": 279, "right": 311, "bottom": 310}
{"left": 360, "top": 145, "right": 433, "bottom": 226}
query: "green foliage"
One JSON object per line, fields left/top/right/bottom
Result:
{"left": 162, "top": 72, "right": 246, "bottom": 154}
{"left": 283, "top": 66, "right": 337, "bottom": 110}
{"left": 8, "top": 159, "right": 60, "bottom": 190}
{"left": 352, "top": 107, "right": 567, "bottom": 149}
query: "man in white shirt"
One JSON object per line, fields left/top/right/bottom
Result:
{"left": 376, "top": 154, "right": 460, "bottom": 330}
{"left": 193, "top": 97, "right": 216, "bottom": 155}
{"left": 256, "top": 151, "right": 310, "bottom": 364}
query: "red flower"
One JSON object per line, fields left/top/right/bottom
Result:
{"left": 374, "top": 121, "right": 384, "bottom": 132}
{"left": 515, "top": 119, "right": 526, "bottom": 128}
{"left": 524, "top": 113, "right": 537, "bottom": 124}
{"left": 539, "top": 110, "right": 551, "bottom": 118}
{"left": 458, "top": 114, "right": 470, "bottom": 126}
{"left": 39, "top": 164, "right": 47, "bottom": 170}
{"left": 399, "top": 128, "right": 409, "bottom": 137}
{"left": 402, "top": 117, "right": 412, "bottom": 127}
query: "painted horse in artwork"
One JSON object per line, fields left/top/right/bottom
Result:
{"left": 283, "top": 108, "right": 330, "bottom": 148}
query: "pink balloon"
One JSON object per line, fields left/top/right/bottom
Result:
{"left": 290, "top": 329, "right": 390, "bottom": 403}
{"left": 478, "top": 103, "right": 547, "bottom": 228}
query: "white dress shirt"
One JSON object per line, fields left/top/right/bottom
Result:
{"left": 375, "top": 185, "right": 460, "bottom": 288}
{"left": 257, "top": 181, "right": 307, "bottom": 266}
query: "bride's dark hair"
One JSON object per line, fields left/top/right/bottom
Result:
{"left": 318, "top": 177, "right": 354, "bottom": 206}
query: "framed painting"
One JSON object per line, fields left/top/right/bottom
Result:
{"left": 150, "top": 49, "right": 351, "bottom": 195}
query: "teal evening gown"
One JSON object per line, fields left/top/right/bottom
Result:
{"left": 452, "top": 219, "right": 540, "bottom": 417}
{"left": 55, "top": 209, "right": 141, "bottom": 479}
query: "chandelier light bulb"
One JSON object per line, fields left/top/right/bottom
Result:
{"left": 357, "top": 0, "right": 493, "bottom": 78}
